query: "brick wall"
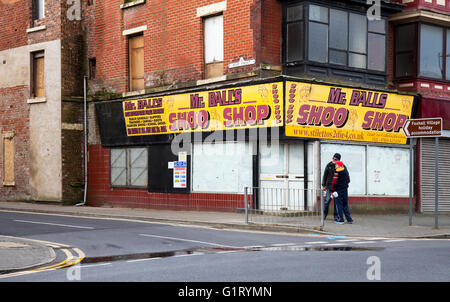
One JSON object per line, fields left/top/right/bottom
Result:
{"left": 59, "top": 1, "right": 85, "bottom": 203}
{"left": 91, "top": 0, "right": 282, "bottom": 94}
{"left": 0, "top": 0, "right": 87, "bottom": 203}
{"left": 26, "top": 0, "right": 62, "bottom": 45}
{"left": 0, "top": 86, "right": 31, "bottom": 201}
{"left": 61, "top": 1, "right": 85, "bottom": 97}
{"left": 261, "top": 0, "right": 281, "bottom": 67}
{"left": 0, "top": 0, "right": 29, "bottom": 51}
{"left": 61, "top": 101, "right": 84, "bottom": 204}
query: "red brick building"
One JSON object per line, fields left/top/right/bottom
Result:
{"left": 86, "top": 0, "right": 283, "bottom": 210}
{"left": 87, "top": 0, "right": 432, "bottom": 214}
{"left": 3, "top": 0, "right": 447, "bottom": 213}
{"left": 0, "top": 0, "right": 85, "bottom": 203}
{"left": 390, "top": 0, "right": 450, "bottom": 212}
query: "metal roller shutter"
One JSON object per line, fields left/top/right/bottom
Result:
{"left": 420, "top": 138, "right": 450, "bottom": 212}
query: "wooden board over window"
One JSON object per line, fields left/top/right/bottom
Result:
{"left": 204, "top": 14, "right": 223, "bottom": 79}
{"left": 129, "top": 35, "right": 144, "bottom": 91}
{"left": 33, "top": 52, "right": 45, "bottom": 98}
{"left": 3, "top": 134, "right": 14, "bottom": 186}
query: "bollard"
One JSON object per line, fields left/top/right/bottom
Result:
{"left": 244, "top": 187, "right": 248, "bottom": 224}
{"left": 320, "top": 188, "right": 324, "bottom": 230}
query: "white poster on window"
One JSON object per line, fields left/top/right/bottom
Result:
{"left": 367, "top": 146, "right": 409, "bottom": 196}
{"left": 193, "top": 142, "right": 252, "bottom": 193}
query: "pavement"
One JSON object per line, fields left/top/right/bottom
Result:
{"left": 0, "top": 200, "right": 449, "bottom": 274}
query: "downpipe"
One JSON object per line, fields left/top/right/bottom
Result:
{"left": 76, "top": 76, "right": 88, "bottom": 207}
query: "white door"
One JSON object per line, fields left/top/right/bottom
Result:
{"left": 259, "top": 142, "right": 307, "bottom": 211}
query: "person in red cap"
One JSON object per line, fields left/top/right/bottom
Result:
{"left": 331, "top": 160, "right": 353, "bottom": 224}
{"left": 321, "top": 153, "right": 341, "bottom": 221}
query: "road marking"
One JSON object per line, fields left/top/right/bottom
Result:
{"left": 216, "top": 250, "right": 240, "bottom": 254}
{"left": 59, "top": 248, "right": 86, "bottom": 269}
{"left": 81, "top": 263, "right": 112, "bottom": 268}
{"left": 305, "top": 241, "right": 328, "bottom": 245}
{"left": 33, "top": 248, "right": 74, "bottom": 271}
{"left": 323, "top": 243, "right": 345, "bottom": 246}
{"left": 243, "top": 245, "right": 264, "bottom": 249}
{"left": 336, "top": 239, "right": 359, "bottom": 242}
{"left": 309, "top": 234, "right": 347, "bottom": 239}
{"left": 0, "top": 235, "right": 71, "bottom": 248}
{"left": 14, "top": 219, "right": 94, "bottom": 230}
{"left": 0, "top": 246, "right": 85, "bottom": 279}
{"left": 270, "top": 243, "right": 295, "bottom": 247}
{"left": 127, "top": 257, "right": 162, "bottom": 263}
{"left": 139, "top": 233, "right": 240, "bottom": 248}
{"left": 353, "top": 241, "right": 376, "bottom": 244}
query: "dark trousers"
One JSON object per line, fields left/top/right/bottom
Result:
{"left": 334, "top": 189, "right": 353, "bottom": 223}
{"left": 323, "top": 190, "right": 337, "bottom": 219}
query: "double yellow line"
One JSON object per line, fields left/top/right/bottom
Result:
{"left": 0, "top": 239, "right": 85, "bottom": 279}
{"left": 33, "top": 247, "right": 86, "bottom": 271}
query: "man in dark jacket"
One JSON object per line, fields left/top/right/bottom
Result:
{"left": 321, "top": 153, "right": 341, "bottom": 220}
{"left": 332, "top": 161, "right": 353, "bottom": 224}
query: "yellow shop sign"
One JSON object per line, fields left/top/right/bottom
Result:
{"left": 123, "top": 82, "right": 283, "bottom": 136}
{"left": 285, "top": 81, "right": 415, "bottom": 144}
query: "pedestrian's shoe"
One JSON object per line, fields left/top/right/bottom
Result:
{"left": 346, "top": 220, "right": 353, "bottom": 224}
{"left": 334, "top": 220, "right": 344, "bottom": 225}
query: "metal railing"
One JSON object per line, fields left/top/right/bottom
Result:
{"left": 244, "top": 187, "right": 324, "bottom": 229}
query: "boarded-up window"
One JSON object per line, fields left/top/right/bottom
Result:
{"left": 129, "top": 35, "right": 144, "bottom": 91}
{"left": 204, "top": 14, "right": 223, "bottom": 78}
{"left": 3, "top": 134, "right": 15, "bottom": 186}
{"left": 32, "top": 51, "right": 45, "bottom": 98}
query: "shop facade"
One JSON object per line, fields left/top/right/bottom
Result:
{"left": 90, "top": 76, "right": 416, "bottom": 212}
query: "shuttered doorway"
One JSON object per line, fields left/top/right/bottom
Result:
{"left": 420, "top": 138, "right": 450, "bottom": 212}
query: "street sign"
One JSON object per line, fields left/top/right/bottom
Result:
{"left": 403, "top": 117, "right": 443, "bottom": 228}
{"left": 403, "top": 118, "right": 442, "bottom": 138}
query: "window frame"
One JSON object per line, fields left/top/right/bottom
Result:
{"left": 88, "top": 57, "right": 96, "bottom": 80}
{"left": 284, "top": 1, "right": 388, "bottom": 75}
{"left": 32, "top": 0, "right": 45, "bottom": 22}
{"left": 128, "top": 33, "right": 145, "bottom": 92}
{"left": 203, "top": 13, "right": 224, "bottom": 79}
{"left": 419, "top": 23, "right": 445, "bottom": 79}
{"left": 31, "top": 51, "right": 45, "bottom": 98}
{"left": 110, "top": 147, "right": 148, "bottom": 189}
{"left": 2, "top": 133, "right": 15, "bottom": 187}
{"left": 395, "top": 22, "right": 450, "bottom": 82}
{"left": 394, "top": 23, "right": 418, "bottom": 79}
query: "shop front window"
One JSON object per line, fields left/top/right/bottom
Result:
{"left": 321, "top": 143, "right": 410, "bottom": 197}
{"left": 111, "top": 148, "right": 148, "bottom": 188}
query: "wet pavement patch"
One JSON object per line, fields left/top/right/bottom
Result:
{"left": 81, "top": 245, "right": 384, "bottom": 264}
